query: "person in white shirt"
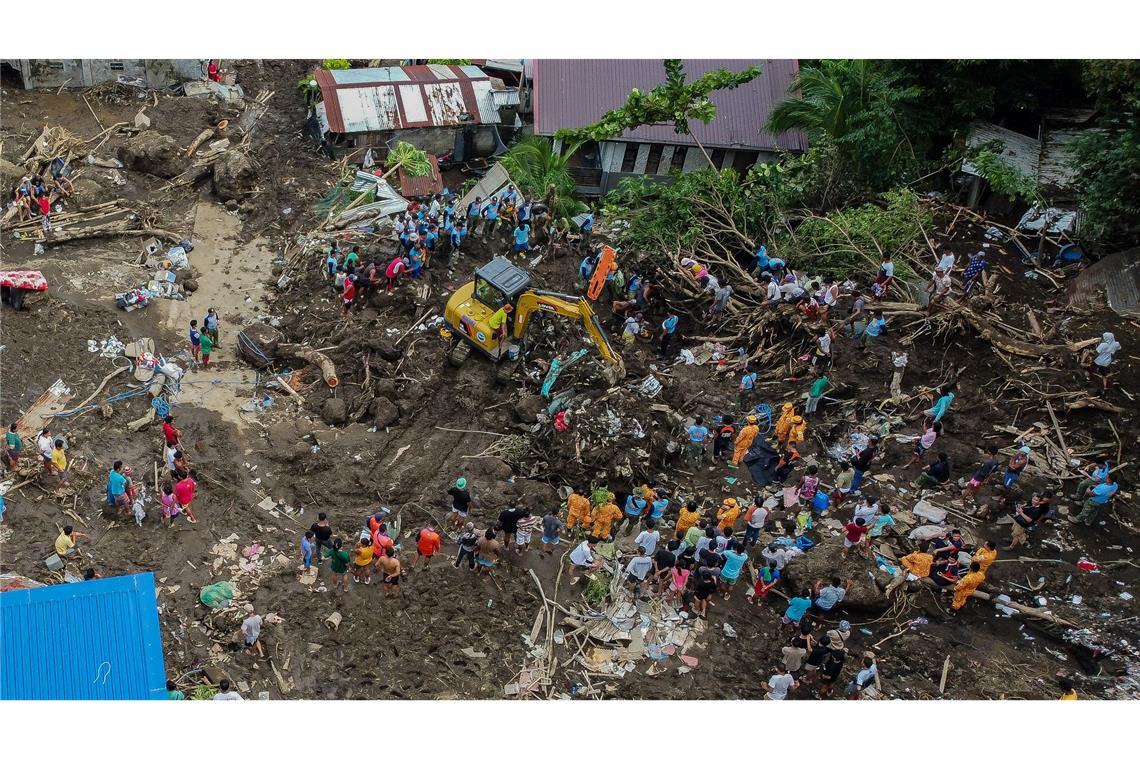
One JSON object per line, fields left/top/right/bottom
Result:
{"left": 937, "top": 251, "right": 956, "bottom": 273}
{"left": 762, "top": 544, "right": 798, "bottom": 570}
{"left": 744, "top": 501, "right": 770, "bottom": 547}
{"left": 762, "top": 274, "right": 783, "bottom": 307}
{"left": 846, "top": 656, "right": 879, "bottom": 699}
{"left": 623, "top": 546, "right": 654, "bottom": 592}
{"left": 764, "top": 663, "right": 798, "bottom": 700}
{"left": 212, "top": 679, "right": 244, "bottom": 700}
{"left": 926, "top": 268, "right": 953, "bottom": 310}
{"left": 568, "top": 536, "right": 602, "bottom": 585}
{"left": 36, "top": 428, "right": 54, "bottom": 470}
{"left": 1089, "top": 332, "right": 1121, "bottom": 389}
{"left": 634, "top": 522, "right": 660, "bottom": 555}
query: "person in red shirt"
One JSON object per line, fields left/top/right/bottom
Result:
{"left": 207, "top": 61, "right": 221, "bottom": 82}
{"left": 342, "top": 276, "right": 356, "bottom": 318}
{"left": 412, "top": 527, "right": 441, "bottom": 570}
{"left": 37, "top": 194, "right": 52, "bottom": 233}
{"left": 173, "top": 469, "right": 199, "bottom": 524}
{"left": 162, "top": 415, "right": 182, "bottom": 450}
{"left": 841, "top": 517, "right": 869, "bottom": 559}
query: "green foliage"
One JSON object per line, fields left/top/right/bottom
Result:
{"left": 583, "top": 573, "right": 611, "bottom": 605}
{"left": 968, "top": 144, "right": 1042, "bottom": 205}
{"left": 767, "top": 60, "right": 926, "bottom": 191}
{"left": 385, "top": 141, "right": 432, "bottom": 177}
{"left": 190, "top": 684, "right": 218, "bottom": 700}
{"left": 498, "top": 136, "right": 586, "bottom": 220}
{"left": 555, "top": 59, "right": 762, "bottom": 166}
{"left": 781, "top": 189, "right": 931, "bottom": 282}
{"left": 427, "top": 59, "right": 473, "bottom": 66}
{"left": 1071, "top": 115, "right": 1140, "bottom": 250}
{"left": 1081, "top": 60, "right": 1140, "bottom": 112}
{"left": 322, "top": 59, "right": 351, "bottom": 70}
{"left": 590, "top": 486, "right": 615, "bottom": 507}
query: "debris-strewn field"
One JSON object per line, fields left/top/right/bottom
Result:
{"left": 2, "top": 59, "right": 1137, "bottom": 701}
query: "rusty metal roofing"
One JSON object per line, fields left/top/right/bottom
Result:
{"left": 1068, "top": 247, "right": 1140, "bottom": 318}
{"left": 533, "top": 59, "right": 807, "bottom": 153}
{"left": 0, "top": 572, "right": 167, "bottom": 700}
{"left": 317, "top": 65, "right": 495, "bottom": 134}
{"left": 398, "top": 154, "right": 444, "bottom": 198}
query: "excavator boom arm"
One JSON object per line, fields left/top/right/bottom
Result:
{"left": 513, "top": 289, "right": 625, "bottom": 375}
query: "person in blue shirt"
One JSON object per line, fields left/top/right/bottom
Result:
{"left": 626, "top": 272, "right": 642, "bottom": 298}
{"left": 925, "top": 385, "right": 956, "bottom": 423}
{"left": 736, "top": 369, "right": 758, "bottom": 411}
{"left": 685, "top": 414, "right": 709, "bottom": 467}
{"left": 325, "top": 248, "right": 339, "bottom": 279}
{"left": 423, "top": 226, "right": 439, "bottom": 251}
{"left": 783, "top": 589, "right": 813, "bottom": 626}
{"left": 579, "top": 211, "right": 595, "bottom": 252}
{"left": 751, "top": 245, "right": 770, "bottom": 278}
{"left": 862, "top": 311, "right": 887, "bottom": 347}
{"left": 106, "top": 460, "right": 129, "bottom": 511}
{"left": 408, "top": 247, "right": 424, "bottom": 279}
{"left": 621, "top": 493, "right": 649, "bottom": 536}
{"left": 512, "top": 223, "right": 530, "bottom": 257}
{"left": 466, "top": 196, "right": 482, "bottom": 228}
{"left": 1074, "top": 473, "right": 1118, "bottom": 526}
{"left": 481, "top": 201, "right": 499, "bottom": 241}
{"left": 719, "top": 541, "right": 750, "bottom": 599}
{"left": 649, "top": 493, "right": 670, "bottom": 520}
{"left": 517, "top": 201, "right": 531, "bottom": 226}
{"left": 579, "top": 253, "right": 598, "bottom": 282}
{"left": 1076, "top": 458, "right": 1111, "bottom": 500}
{"left": 448, "top": 220, "right": 466, "bottom": 269}
{"left": 660, "top": 312, "right": 679, "bottom": 356}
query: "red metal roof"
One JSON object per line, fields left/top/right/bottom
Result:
{"left": 533, "top": 59, "right": 807, "bottom": 153}
{"left": 397, "top": 154, "right": 443, "bottom": 198}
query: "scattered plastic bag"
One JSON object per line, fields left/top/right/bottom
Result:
{"left": 199, "top": 581, "right": 234, "bottom": 609}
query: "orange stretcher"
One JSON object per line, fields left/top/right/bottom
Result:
{"left": 587, "top": 245, "right": 617, "bottom": 301}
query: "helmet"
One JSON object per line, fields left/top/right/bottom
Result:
{"left": 746, "top": 415, "right": 758, "bottom": 424}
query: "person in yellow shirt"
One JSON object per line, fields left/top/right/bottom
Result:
{"left": 590, "top": 500, "right": 622, "bottom": 540}
{"left": 352, "top": 538, "right": 375, "bottom": 584}
{"left": 49, "top": 438, "right": 69, "bottom": 493}
{"left": 565, "top": 490, "right": 593, "bottom": 534}
{"left": 774, "top": 402, "right": 795, "bottom": 444}
{"left": 674, "top": 501, "right": 701, "bottom": 539}
{"left": 54, "top": 525, "right": 88, "bottom": 561}
{"left": 972, "top": 540, "right": 998, "bottom": 575}
{"left": 731, "top": 416, "right": 760, "bottom": 467}
{"left": 951, "top": 561, "right": 986, "bottom": 610}
{"left": 488, "top": 303, "right": 514, "bottom": 344}
{"left": 717, "top": 498, "right": 741, "bottom": 532}
{"left": 1058, "top": 678, "right": 1078, "bottom": 700}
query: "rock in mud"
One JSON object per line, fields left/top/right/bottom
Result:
{"left": 369, "top": 397, "right": 399, "bottom": 428}
{"left": 396, "top": 400, "right": 416, "bottom": 419}
{"left": 779, "top": 541, "right": 890, "bottom": 613}
{"left": 321, "top": 397, "right": 347, "bottom": 425}
{"left": 211, "top": 151, "right": 256, "bottom": 202}
{"left": 182, "top": 278, "right": 199, "bottom": 292}
{"left": 372, "top": 378, "right": 397, "bottom": 400}
{"left": 117, "top": 131, "right": 184, "bottom": 179}
{"left": 399, "top": 383, "right": 425, "bottom": 402}
{"left": 237, "top": 323, "right": 283, "bottom": 369}
{"left": 513, "top": 393, "right": 546, "bottom": 423}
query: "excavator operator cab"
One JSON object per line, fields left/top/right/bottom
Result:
{"left": 472, "top": 258, "right": 531, "bottom": 312}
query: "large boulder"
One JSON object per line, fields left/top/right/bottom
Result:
{"left": 372, "top": 379, "right": 397, "bottom": 400}
{"left": 117, "top": 131, "right": 184, "bottom": 179}
{"left": 237, "top": 323, "right": 283, "bottom": 369}
{"left": 369, "top": 397, "right": 400, "bottom": 428}
{"left": 321, "top": 397, "right": 347, "bottom": 426}
{"left": 211, "top": 151, "right": 256, "bottom": 202}
{"left": 779, "top": 541, "right": 891, "bottom": 613}
{"left": 513, "top": 393, "right": 546, "bottom": 423}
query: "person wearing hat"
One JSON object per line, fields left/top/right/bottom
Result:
{"left": 716, "top": 498, "right": 741, "bottom": 533}
{"left": 447, "top": 478, "right": 474, "bottom": 530}
{"left": 774, "top": 402, "right": 795, "bottom": 444}
{"left": 241, "top": 604, "right": 265, "bottom": 659}
{"left": 1002, "top": 445, "right": 1032, "bottom": 491}
{"left": 962, "top": 249, "right": 988, "bottom": 295}
{"left": 925, "top": 266, "right": 953, "bottom": 311}
{"left": 564, "top": 487, "right": 592, "bottom": 535}
{"left": 731, "top": 415, "right": 760, "bottom": 468}
{"left": 786, "top": 414, "right": 807, "bottom": 449}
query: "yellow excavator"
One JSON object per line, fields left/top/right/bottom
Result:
{"left": 442, "top": 257, "right": 625, "bottom": 380}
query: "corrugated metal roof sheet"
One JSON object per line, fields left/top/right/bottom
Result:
{"left": 533, "top": 59, "right": 807, "bottom": 152}
{"left": 1068, "top": 248, "right": 1140, "bottom": 318}
{"left": 398, "top": 154, "right": 444, "bottom": 198}
{"left": 490, "top": 89, "right": 521, "bottom": 107}
{"left": 962, "top": 122, "right": 1041, "bottom": 180}
{"left": 1039, "top": 128, "right": 1090, "bottom": 188}
{"left": 0, "top": 572, "right": 167, "bottom": 700}
{"left": 316, "top": 66, "right": 493, "bottom": 135}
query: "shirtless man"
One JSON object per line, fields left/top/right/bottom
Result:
{"left": 475, "top": 528, "right": 501, "bottom": 574}
{"left": 376, "top": 547, "right": 401, "bottom": 597}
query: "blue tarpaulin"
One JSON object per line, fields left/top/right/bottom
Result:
{"left": 0, "top": 572, "right": 167, "bottom": 700}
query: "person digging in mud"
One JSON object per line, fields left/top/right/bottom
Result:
{"left": 541, "top": 508, "right": 564, "bottom": 556}
{"left": 846, "top": 655, "right": 878, "bottom": 700}
{"left": 413, "top": 526, "right": 441, "bottom": 568}
{"left": 241, "top": 604, "right": 265, "bottom": 658}
{"left": 1072, "top": 474, "right": 1119, "bottom": 528}
{"left": 568, "top": 535, "right": 602, "bottom": 585}
{"left": 447, "top": 478, "right": 474, "bottom": 531}
{"left": 377, "top": 547, "right": 401, "bottom": 596}
{"left": 475, "top": 529, "right": 500, "bottom": 574}
{"left": 54, "top": 525, "right": 88, "bottom": 563}
{"left": 324, "top": 538, "right": 351, "bottom": 592}
{"left": 915, "top": 453, "right": 952, "bottom": 490}
{"left": 455, "top": 522, "right": 479, "bottom": 570}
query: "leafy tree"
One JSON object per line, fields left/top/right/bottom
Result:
{"left": 426, "top": 59, "right": 473, "bottom": 66}
{"left": 322, "top": 59, "right": 352, "bottom": 70}
{"left": 555, "top": 59, "right": 762, "bottom": 168}
{"left": 766, "top": 60, "right": 926, "bottom": 191}
{"left": 383, "top": 141, "right": 433, "bottom": 178}
{"left": 498, "top": 136, "right": 586, "bottom": 220}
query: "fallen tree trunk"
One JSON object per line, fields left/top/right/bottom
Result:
{"left": 184, "top": 128, "right": 216, "bottom": 156}
{"left": 968, "top": 589, "right": 1079, "bottom": 627}
{"left": 41, "top": 221, "right": 182, "bottom": 245}
{"left": 278, "top": 344, "right": 339, "bottom": 388}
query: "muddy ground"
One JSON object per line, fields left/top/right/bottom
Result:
{"left": 2, "top": 60, "right": 1138, "bottom": 701}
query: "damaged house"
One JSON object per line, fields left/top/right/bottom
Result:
{"left": 533, "top": 59, "right": 808, "bottom": 195}
{"left": 308, "top": 64, "right": 519, "bottom": 162}
{"left": 3, "top": 59, "right": 204, "bottom": 89}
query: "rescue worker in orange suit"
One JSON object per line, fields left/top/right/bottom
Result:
{"left": 731, "top": 415, "right": 760, "bottom": 468}
{"left": 674, "top": 501, "right": 701, "bottom": 540}
{"left": 886, "top": 550, "right": 933, "bottom": 596}
{"left": 717, "top": 498, "right": 742, "bottom": 532}
{"left": 774, "top": 402, "right": 796, "bottom": 445}
{"left": 565, "top": 489, "right": 593, "bottom": 535}
{"left": 590, "top": 499, "right": 622, "bottom": 541}
{"left": 786, "top": 415, "right": 807, "bottom": 450}
{"left": 972, "top": 541, "right": 997, "bottom": 575}
{"left": 952, "top": 561, "right": 986, "bottom": 610}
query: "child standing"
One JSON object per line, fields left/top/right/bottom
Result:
{"left": 301, "top": 531, "right": 314, "bottom": 572}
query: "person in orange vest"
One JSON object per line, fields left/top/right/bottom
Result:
{"left": 565, "top": 488, "right": 593, "bottom": 535}
{"left": 774, "top": 402, "right": 796, "bottom": 444}
{"left": 951, "top": 561, "right": 986, "bottom": 611}
{"left": 590, "top": 499, "right": 622, "bottom": 541}
{"left": 731, "top": 415, "right": 760, "bottom": 468}
{"left": 717, "top": 498, "right": 742, "bottom": 532}
{"left": 411, "top": 526, "right": 441, "bottom": 570}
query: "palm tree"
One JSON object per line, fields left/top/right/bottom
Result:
{"left": 498, "top": 136, "right": 585, "bottom": 219}
{"left": 556, "top": 60, "right": 763, "bottom": 169}
{"left": 767, "top": 60, "right": 878, "bottom": 141}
